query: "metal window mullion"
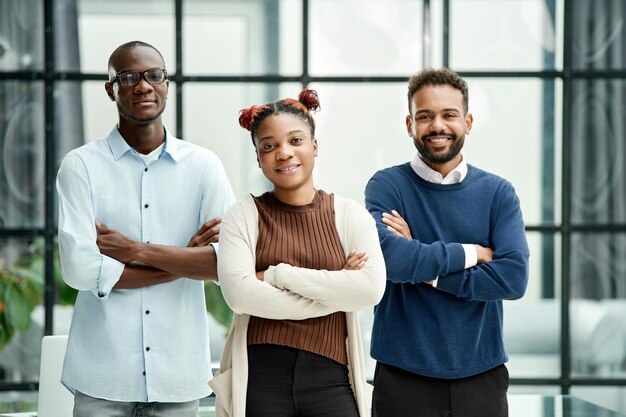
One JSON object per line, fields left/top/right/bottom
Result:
{"left": 43, "top": 0, "right": 56, "bottom": 338}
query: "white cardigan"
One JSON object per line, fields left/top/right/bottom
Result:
{"left": 210, "top": 193, "right": 386, "bottom": 417}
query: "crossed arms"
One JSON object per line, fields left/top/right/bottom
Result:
{"left": 95, "top": 218, "right": 222, "bottom": 289}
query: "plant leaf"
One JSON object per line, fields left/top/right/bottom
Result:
{"left": 5, "top": 281, "right": 32, "bottom": 331}
{"left": 204, "top": 282, "right": 232, "bottom": 333}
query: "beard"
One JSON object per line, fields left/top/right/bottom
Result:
{"left": 413, "top": 131, "right": 465, "bottom": 164}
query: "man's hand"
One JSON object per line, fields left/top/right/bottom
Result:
{"left": 187, "top": 217, "right": 222, "bottom": 247}
{"left": 96, "top": 221, "right": 140, "bottom": 263}
{"left": 343, "top": 250, "right": 368, "bottom": 270}
{"left": 475, "top": 244, "right": 494, "bottom": 264}
{"left": 382, "top": 210, "right": 412, "bottom": 239}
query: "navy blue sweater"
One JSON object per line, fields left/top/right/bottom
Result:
{"left": 364, "top": 162, "right": 529, "bottom": 379}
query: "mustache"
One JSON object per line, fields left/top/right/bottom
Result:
{"left": 421, "top": 131, "right": 456, "bottom": 141}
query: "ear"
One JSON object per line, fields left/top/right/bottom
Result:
{"left": 105, "top": 82, "right": 115, "bottom": 101}
{"left": 312, "top": 138, "right": 318, "bottom": 157}
{"left": 405, "top": 114, "right": 413, "bottom": 137}
{"left": 465, "top": 112, "right": 474, "bottom": 135}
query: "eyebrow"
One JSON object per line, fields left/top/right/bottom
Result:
{"left": 258, "top": 129, "right": 306, "bottom": 143}
{"left": 415, "top": 108, "right": 461, "bottom": 114}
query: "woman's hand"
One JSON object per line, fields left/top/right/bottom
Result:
{"left": 343, "top": 250, "right": 368, "bottom": 270}
{"left": 382, "top": 210, "right": 412, "bottom": 240}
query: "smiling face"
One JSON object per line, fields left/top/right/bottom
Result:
{"left": 105, "top": 45, "right": 169, "bottom": 127}
{"left": 254, "top": 113, "right": 318, "bottom": 205}
{"left": 406, "top": 84, "right": 473, "bottom": 175}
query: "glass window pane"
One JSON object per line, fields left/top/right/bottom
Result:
{"left": 571, "top": 233, "right": 626, "bottom": 299}
{"left": 0, "top": 81, "right": 45, "bottom": 228}
{"left": 54, "top": 81, "right": 86, "bottom": 167}
{"left": 570, "top": 233, "right": 626, "bottom": 378}
{"left": 570, "top": 79, "right": 626, "bottom": 225}
{"left": 462, "top": 78, "right": 562, "bottom": 225}
{"left": 504, "top": 232, "right": 561, "bottom": 379}
{"left": 184, "top": 0, "right": 302, "bottom": 76}
{"left": 0, "top": 0, "right": 44, "bottom": 72}
{"left": 308, "top": 82, "right": 411, "bottom": 205}
{"left": 571, "top": 0, "right": 626, "bottom": 70}
{"left": 309, "top": 0, "right": 422, "bottom": 76}
{"left": 504, "top": 297, "right": 561, "bottom": 379}
{"left": 570, "top": 386, "right": 626, "bottom": 415}
{"left": 182, "top": 82, "right": 301, "bottom": 200}
{"left": 449, "top": 0, "right": 562, "bottom": 71}
{"left": 66, "top": 1, "right": 175, "bottom": 73}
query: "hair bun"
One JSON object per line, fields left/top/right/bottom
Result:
{"left": 298, "top": 89, "right": 320, "bottom": 112}
{"left": 238, "top": 105, "right": 266, "bottom": 131}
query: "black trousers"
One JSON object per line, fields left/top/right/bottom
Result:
{"left": 372, "top": 362, "right": 509, "bottom": 417}
{"left": 246, "top": 344, "right": 359, "bottom": 417}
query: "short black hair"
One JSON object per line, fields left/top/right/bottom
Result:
{"left": 407, "top": 68, "right": 469, "bottom": 114}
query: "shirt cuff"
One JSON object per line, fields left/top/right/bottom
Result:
{"left": 92, "top": 255, "right": 125, "bottom": 299}
{"left": 462, "top": 244, "right": 478, "bottom": 269}
{"left": 432, "top": 277, "right": 439, "bottom": 287}
{"left": 210, "top": 242, "right": 219, "bottom": 257}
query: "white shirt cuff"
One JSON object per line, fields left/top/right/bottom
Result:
{"left": 462, "top": 243, "right": 478, "bottom": 269}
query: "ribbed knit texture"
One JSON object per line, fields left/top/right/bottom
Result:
{"left": 248, "top": 190, "right": 348, "bottom": 365}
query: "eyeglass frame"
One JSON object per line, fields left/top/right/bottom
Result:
{"left": 109, "top": 67, "right": 168, "bottom": 87}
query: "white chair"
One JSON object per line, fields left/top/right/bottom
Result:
{"left": 36, "top": 335, "right": 74, "bottom": 417}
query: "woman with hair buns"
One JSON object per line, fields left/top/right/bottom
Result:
{"left": 210, "top": 89, "right": 386, "bottom": 417}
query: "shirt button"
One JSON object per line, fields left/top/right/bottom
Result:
{"left": 144, "top": 167, "right": 148, "bottom": 172}
{"left": 142, "top": 371, "right": 146, "bottom": 375}
{"left": 145, "top": 310, "right": 150, "bottom": 314}
{"left": 144, "top": 204, "right": 149, "bottom": 209}
{"left": 146, "top": 347, "right": 150, "bottom": 352}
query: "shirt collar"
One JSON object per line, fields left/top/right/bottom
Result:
{"left": 410, "top": 152, "right": 467, "bottom": 184}
{"left": 107, "top": 126, "right": 179, "bottom": 162}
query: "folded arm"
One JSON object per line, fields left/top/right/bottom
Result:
{"left": 365, "top": 174, "right": 467, "bottom": 283}
{"left": 435, "top": 185, "right": 529, "bottom": 301}
{"left": 218, "top": 201, "right": 345, "bottom": 320}
{"left": 262, "top": 199, "right": 386, "bottom": 311}
{"left": 96, "top": 218, "right": 221, "bottom": 283}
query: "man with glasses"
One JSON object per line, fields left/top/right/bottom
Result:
{"left": 56, "top": 41, "right": 236, "bottom": 417}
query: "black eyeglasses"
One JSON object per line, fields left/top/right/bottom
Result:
{"left": 109, "top": 68, "right": 168, "bottom": 87}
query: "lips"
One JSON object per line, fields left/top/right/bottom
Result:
{"left": 275, "top": 163, "right": 300, "bottom": 173}
{"left": 134, "top": 100, "right": 156, "bottom": 107}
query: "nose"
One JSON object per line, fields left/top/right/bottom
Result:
{"left": 134, "top": 75, "right": 154, "bottom": 93}
{"left": 276, "top": 145, "right": 294, "bottom": 160}
{"left": 430, "top": 115, "right": 446, "bottom": 132}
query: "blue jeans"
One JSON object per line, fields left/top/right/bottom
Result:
{"left": 73, "top": 390, "right": 199, "bottom": 417}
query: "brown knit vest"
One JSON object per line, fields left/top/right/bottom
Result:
{"left": 248, "top": 190, "right": 348, "bottom": 365}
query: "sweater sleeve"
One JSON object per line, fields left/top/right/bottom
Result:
{"left": 436, "top": 182, "right": 530, "bottom": 301}
{"left": 217, "top": 198, "right": 339, "bottom": 320}
{"left": 263, "top": 197, "right": 386, "bottom": 312}
{"left": 364, "top": 169, "right": 466, "bottom": 284}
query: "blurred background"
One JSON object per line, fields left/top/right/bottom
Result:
{"left": 0, "top": 0, "right": 625, "bottom": 413}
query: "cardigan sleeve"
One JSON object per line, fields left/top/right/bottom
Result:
{"left": 263, "top": 197, "right": 386, "bottom": 312}
{"left": 217, "top": 198, "right": 340, "bottom": 320}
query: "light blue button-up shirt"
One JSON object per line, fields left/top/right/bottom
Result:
{"left": 56, "top": 126, "right": 235, "bottom": 402}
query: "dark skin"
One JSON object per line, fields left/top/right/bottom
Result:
{"left": 251, "top": 113, "right": 368, "bottom": 281}
{"left": 99, "top": 44, "right": 222, "bottom": 288}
